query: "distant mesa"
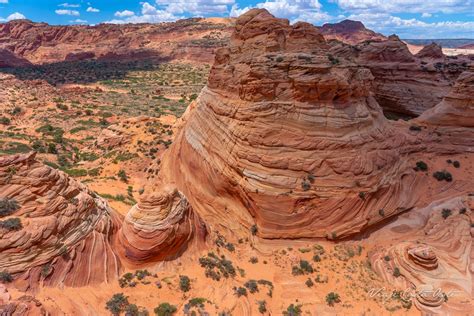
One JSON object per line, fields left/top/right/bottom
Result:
{"left": 319, "top": 19, "right": 386, "bottom": 45}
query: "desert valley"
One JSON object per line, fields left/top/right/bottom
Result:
{"left": 0, "top": 7, "right": 473, "bottom": 316}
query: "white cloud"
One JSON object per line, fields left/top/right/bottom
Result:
{"left": 70, "top": 19, "right": 87, "bottom": 23}
{"left": 347, "top": 12, "right": 474, "bottom": 38}
{"left": 59, "top": 3, "right": 80, "bottom": 8}
{"left": 230, "top": 0, "right": 332, "bottom": 24}
{"left": 156, "top": 0, "right": 235, "bottom": 15}
{"left": 7, "top": 12, "right": 26, "bottom": 21}
{"left": 86, "top": 7, "right": 99, "bottom": 13}
{"left": 0, "top": 0, "right": 9, "bottom": 4}
{"left": 114, "top": 10, "right": 135, "bottom": 17}
{"left": 55, "top": 9, "right": 80, "bottom": 16}
{"left": 106, "top": 2, "right": 179, "bottom": 24}
{"left": 334, "top": 0, "right": 474, "bottom": 14}
{"left": 421, "top": 13, "right": 432, "bottom": 18}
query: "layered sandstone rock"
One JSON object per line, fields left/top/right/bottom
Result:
{"left": 119, "top": 184, "right": 206, "bottom": 263}
{"left": 417, "top": 70, "right": 474, "bottom": 127}
{"left": 0, "top": 152, "right": 122, "bottom": 290}
{"left": 415, "top": 42, "right": 445, "bottom": 59}
{"left": 153, "top": 9, "right": 473, "bottom": 240}
{"left": 318, "top": 20, "right": 386, "bottom": 45}
{"left": 351, "top": 35, "right": 471, "bottom": 116}
{"left": 368, "top": 196, "right": 473, "bottom": 313}
{"left": 0, "top": 18, "right": 233, "bottom": 64}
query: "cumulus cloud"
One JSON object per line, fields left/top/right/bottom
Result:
{"left": 334, "top": 0, "right": 474, "bottom": 14}
{"left": 346, "top": 12, "right": 474, "bottom": 38}
{"left": 421, "top": 13, "right": 432, "bottom": 18}
{"left": 0, "top": 0, "right": 9, "bottom": 4}
{"left": 230, "top": 0, "right": 332, "bottom": 24}
{"left": 156, "top": 0, "right": 235, "bottom": 15}
{"left": 86, "top": 7, "right": 99, "bottom": 13}
{"left": 59, "top": 3, "right": 80, "bottom": 8}
{"left": 7, "top": 12, "right": 26, "bottom": 20}
{"left": 56, "top": 9, "right": 80, "bottom": 16}
{"left": 114, "top": 10, "right": 135, "bottom": 17}
{"left": 106, "top": 2, "right": 179, "bottom": 24}
{"left": 70, "top": 19, "right": 87, "bottom": 23}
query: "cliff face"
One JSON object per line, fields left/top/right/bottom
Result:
{"left": 0, "top": 18, "right": 233, "bottom": 65}
{"left": 0, "top": 152, "right": 122, "bottom": 290}
{"left": 417, "top": 70, "right": 474, "bottom": 127}
{"left": 0, "top": 48, "right": 32, "bottom": 67}
{"left": 145, "top": 9, "right": 474, "bottom": 242}
{"left": 329, "top": 35, "right": 472, "bottom": 116}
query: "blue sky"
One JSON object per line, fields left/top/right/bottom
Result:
{"left": 0, "top": 0, "right": 473, "bottom": 38}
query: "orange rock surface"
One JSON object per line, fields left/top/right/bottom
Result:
{"left": 150, "top": 9, "right": 473, "bottom": 242}
{"left": 0, "top": 152, "right": 122, "bottom": 290}
{"left": 119, "top": 184, "right": 207, "bottom": 264}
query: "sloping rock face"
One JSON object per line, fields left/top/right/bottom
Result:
{"left": 417, "top": 70, "right": 474, "bottom": 127}
{"left": 415, "top": 42, "right": 445, "bottom": 59}
{"left": 155, "top": 9, "right": 473, "bottom": 240}
{"left": 350, "top": 35, "right": 471, "bottom": 116}
{"left": 0, "top": 18, "right": 233, "bottom": 64}
{"left": 0, "top": 152, "right": 122, "bottom": 290}
{"left": 119, "top": 184, "right": 206, "bottom": 263}
{"left": 318, "top": 19, "right": 386, "bottom": 45}
{"left": 0, "top": 48, "right": 32, "bottom": 68}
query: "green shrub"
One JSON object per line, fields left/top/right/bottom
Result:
{"left": 199, "top": 253, "right": 236, "bottom": 281}
{"left": 118, "top": 169, "right": 129, "bottom": 183}
{"left": 244, "top": 280, "right": 258, "bottom": 293}
{"left": 292, "top": 260, "right": 314, "bottom": 275}
{"left": 105, "top": 293, "right": 129, "bottom": 315}
{"left": 453, "top": 161, "right": 460, "bottom": 168}
{"left": 0, "top": 116, "right": 11, "bottom": 125}
{"left": 250, "top": 224, "right": 258, "bottom": 236}
{"left": 433, "top": 170, "right": 452, "bottom": 182}
{"left": 234, "top": 286, "right": 247, "bottom": 297}
{"left": 283, "top": 304, "right": 302, "bottom": 315}
{"left": 257, "top": 300, "right": 267, "bottom": 314}
{"left": 179, "top": 275, "right": 191, "bottom": 292}
{"left": 0, "top": 198, "right": 19, "bottom": 217}
{"left": 41, "top": 264, "right": 52, "bottom": 277}
{"left": 305, "top": 278, "right": 314, "bottom": 287}
{"left": 441, "top": 208, "right": 452, "bottom": 219}
{"left": 154, "top": 303, "right": 177, "bottom": 316}
{"left": 393, "top": 267, "right": 401, "bottom": 277}
{"left": 0, "top": 217, "right": 22, "bottom": 231}
{"left": 0, "top": 271, "right": 13, "bottom": 283}
{"left": 415, "top": 161, "right": 428, "bottom": 171}
{"left": 326, "top": 292, "right": 341, "bottom": 306}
